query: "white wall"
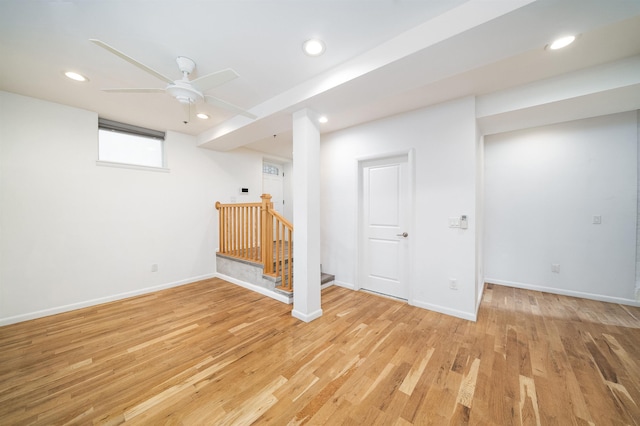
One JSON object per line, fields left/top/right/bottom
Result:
{"left": 283, "top": 161, "right": 294, "bottom": 223}
{"left": 475, "top": 131, "right": 485, "bottom": 311}
{"left": 636, "top": 110, "right": 640, "bottom": 300}
{"left": 0, "top": 91, "right": 263, "bottom": 324}
{"left": 321, "top": 97, "right": 479, "bottom": 320}
{"left": 484, "top": 112, "right": 638, "bottom": 304}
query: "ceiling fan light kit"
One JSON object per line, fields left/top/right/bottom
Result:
{"left": 89, "top": 39, "right": 256, "bottom": 121}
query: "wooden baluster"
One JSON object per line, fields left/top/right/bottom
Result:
{"left": 244, "top": 206, "right": 248, "bottom": 259}
{"left": 287, "top": 227, "right": 292, "bottom": 291}
{"left": 229, "top": 206, "right": 233, "bottom": 255}
{"left": 256, "top": 205, "right": 261, "bottom": 262}
{"left": 277, "top": 221, "right": 281, "bottom": 282}
{"left": 234, "top": 206, "right": 239, "bottom": 256}
{"left": 223, "top": 206, "right": 227, "bottom": 254}
{"left": 280, "top": 222, "right": 285, "bottom": 286}
{"left": 251, "top": 205, "right": 255, "bottom": 261}
{"left": 240, "top": 206, "right": 247, "bottom": 258}
{"left": 254, "top": 205, "right": 258, "bottom": 261}
{"left": 261, "top": 194, "right": 273, "bottom": 274}
{"left": 248, "top": 206, "right": 253, "bottom": 260}
{"left": 238, "top": 206, "right": 242, "bottom": 258}
{"left": 226, "top": 206, "right": 230, "bottom": 255}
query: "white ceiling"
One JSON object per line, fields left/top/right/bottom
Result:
{"left": 2, "top": 0, "right": 640, "bottom": 160}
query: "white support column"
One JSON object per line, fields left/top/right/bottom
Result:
{"left": 292, "top": 108, "right": 322, "bottom": 322}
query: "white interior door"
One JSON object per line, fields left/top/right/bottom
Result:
{"left": 262, "top": 163, "right": 284, "bottom": 214}
{"left": 360, "top": 155, "right": 410, "bottom": 300}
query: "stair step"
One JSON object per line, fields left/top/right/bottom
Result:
{"left": 321, "top": 273, "right": 335, "bottom": 285}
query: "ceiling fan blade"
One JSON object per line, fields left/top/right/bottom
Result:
{"left": 90, "top": 39, "right": 174, "bottom": 84}
{"left": 102, "top": 88, "right": 165, "bottom": 93}
{"left": 205, "top": 95, "right": 257, "bottom": 119}
{"left": 191, "top": 68, "right": 239, "bottom": 92}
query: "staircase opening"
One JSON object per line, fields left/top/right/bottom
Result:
{"left": 215, "top": 194, "right": 334, "bottom": 300}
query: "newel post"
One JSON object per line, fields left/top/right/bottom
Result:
{"left": 261, "top": 194, "right": 273, "bottom": 272}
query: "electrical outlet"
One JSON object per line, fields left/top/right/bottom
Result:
{"left": 551, "top": 264, "right": 560, "bottom": 273}
{"left": 449, "top": 278, "right": 458, "bottom": 290}
{"left": 151, "top": 263, "right": 158, "bottom": 272}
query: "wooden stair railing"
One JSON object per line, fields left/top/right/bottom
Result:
{"left": 216, "top": 194, "right": 293, "bottom": 293}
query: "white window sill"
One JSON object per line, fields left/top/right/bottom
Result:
{"left": 96, "top": 160, "right": 170, "bottom": 173}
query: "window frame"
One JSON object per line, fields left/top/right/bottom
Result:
{"left": 96, "top": 118, "right": 169, "bottom": 172}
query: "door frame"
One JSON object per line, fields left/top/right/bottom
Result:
{"left": 356, "top": 149, "right": 415, "bottom": 303}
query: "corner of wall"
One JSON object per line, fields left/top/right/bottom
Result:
{"left": 636, "top": 109, "right": 640, "bottom": 297}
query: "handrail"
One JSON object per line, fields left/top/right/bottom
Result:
{"left": 216, "top": 194, "right": 293, "bottom": 293}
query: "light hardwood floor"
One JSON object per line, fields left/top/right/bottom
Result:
{"left": 1, "top": 279, "right": 639, "bottom": 425}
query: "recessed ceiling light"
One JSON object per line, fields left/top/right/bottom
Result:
{"left": 318, "top": 115, "right": 328, "bottom": 124}
{"left": 64, "top": 71, "right": 88, "bottom": 82}
{"left": 303, "top": 39, "right": 326, "bottom": 57}
{"left": 548, "top": 35, "right": 576, "bottom": 50}
{"left": 196, "top": 113, "right": 209, "bottom": 119}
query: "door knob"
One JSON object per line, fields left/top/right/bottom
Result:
{"left": 396, "top": 232, "right": 408, "bottom": 237}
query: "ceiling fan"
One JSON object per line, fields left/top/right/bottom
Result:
{"left": 90, "top": 39, "right": 257, "bottom": 123}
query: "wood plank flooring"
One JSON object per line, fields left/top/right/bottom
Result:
{"left": 1, "top": 279, "right": 639, "bottom": 425}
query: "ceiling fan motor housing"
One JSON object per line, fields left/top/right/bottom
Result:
{"left": 166, "top": 80, "right": 203, "bottom": 104}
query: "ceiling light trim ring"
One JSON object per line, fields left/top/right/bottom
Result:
{"left": 303, "top": 39, "right": 326, "bottom": 57}
{"left": 64, "top": 71, "right": 89, "bottom": 82}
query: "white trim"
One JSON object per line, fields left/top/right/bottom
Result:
{"left": 292, "top": 308, "right": 323, "bottom": 322}
{"left": 96, "top": 160, "right": 170, "bottom": 173}
{"left": 321, "top": 281, "right": 335, "bottom": 290}
{"left": 215, "top": 273, "right": 293, "bottom": 304}
{"left": 357, "top": 150, "right": 415, "bottom": 301}
{"left": 486, "top": 278, "right": 640, "bottom": 307}
{"left": 410, "top": 299, "right": 477, "bottom": 321}
{"left": 360, "top": 288, "right": 408, "bottom": 302}
{"left": 407, "top": 148, "right": 416, "bottom": 306}
{"left": 476, "top": 283, "right": 485, "bottom": 315}
{"left": 0, "top": 273, "right": 216, "bottom": 326}
{"left": 334, "top": 280, "right": 356, "bottom": 290}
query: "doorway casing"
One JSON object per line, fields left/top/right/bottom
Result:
{"left": 356, "top": 149, "right": 416, "bottom": 304}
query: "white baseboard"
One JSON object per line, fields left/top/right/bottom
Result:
{"left": 333, "top": 280, "right": 477, "bottom": 321}
{"left": 0, "top": 273, "right": 217, "bottom": 326}
{"left": 215, "top": 273, "right": 292, "bottom": 304}
{"left": 410, "top": 299, "right": 477, "bottom": 322}
{"left": 292, "top": 308, "right": 323, "bottom": 323}
{"left": 487, "top": 278, "right": 640, "bottom": 307}
{"left": 334, "top": 280, "right": 355, "bottom": 290}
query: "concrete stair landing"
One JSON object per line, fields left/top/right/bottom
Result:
{"left": 216, "top": 253, "right": 334, "bottom": 304}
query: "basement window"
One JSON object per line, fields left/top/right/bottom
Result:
{"left": 97, "top": 118, "right": 168, "bottom": 172}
